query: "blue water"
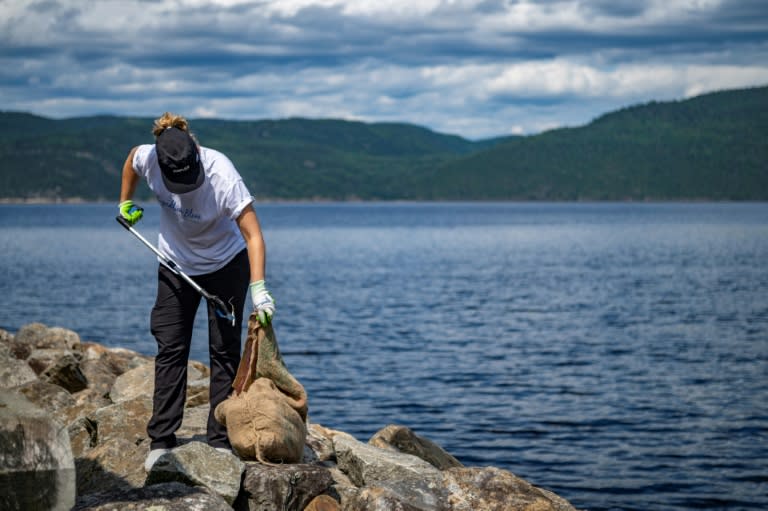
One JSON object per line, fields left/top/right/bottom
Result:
{"left": 1, "top": 202, "right": 766, "bottom": 511}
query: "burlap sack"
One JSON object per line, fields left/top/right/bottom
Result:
{"left": 214, "top": 314, "right": 308, "bottom": 463}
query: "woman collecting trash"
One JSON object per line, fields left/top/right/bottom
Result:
{"left": 118, "top": 112, "right": 275, "bottom": 471}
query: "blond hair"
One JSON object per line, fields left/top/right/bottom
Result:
{"left": 152, "top": 112, "right": 190, "bottom": 137}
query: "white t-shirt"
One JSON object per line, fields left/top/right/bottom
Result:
{"left": 132, "top": 144, "right": 253, "bottom": 276}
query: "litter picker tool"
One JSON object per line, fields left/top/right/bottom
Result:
{"left": 116, "top": 216, "right": 237, "bottom": 327}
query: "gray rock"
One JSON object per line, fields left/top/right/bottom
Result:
{"left": 185, "top": 378, "right": 210, "bottom": 407}
{"left": 0, "top": 355, "right": 37, "bottom": 388}
{"left": 334, "top": 434, "right": 447, "bottom": 510}
{"left": 14, "top": 380, "right": 77, "bottom": 424}
{"left": 334, "top": 434, "right": 442, "bottom": 488}
{"left": 146, "top": 441, "right": 245, "bottom": 505}
{"left": 75, "top": 437, "right": 148, "bottom": 496}
{"left": 369, "top": 425, "right": 463, "bottom": 470}
{"left": 73, "top": 481, "right": 233, "bottom": 510}
{"left": 26, "top": 349, "right": 88, "bottom": 393}
{"left": 0, "top": 391, "right": 75, "bottom": 511}
{"left": 44, "top": 352, "right": 88, "bottom": 392}
{"left": 68, "top": 416, "right": 98, "bottom": 457}
{"left": 443, "top": 466, "right": 578, "bottom": 511}
{"left": 79, "top": 357, "right": 120, "bottom": 396}
{"left": 67, "top": 388, "right": 112, "bottom": 425}
{"left": 78, "top": 342, "right": 150, "bottom": 375}
{"left": 305, "top": 422, "right": 339, "bottom": 464}
{"left": 239, "top": 462, "right": 336, "bottom": 511}
{"left": 341, "top": 486, "right": 428, "bottom": 511}
{"left": 110, "top": 360, "right": 206, "bottom": 404}
{"left": 15, "top": 323, "right": 81, "bottom": 351}
{"left": 91, "top": 395, "right": 153, "bottom": 446}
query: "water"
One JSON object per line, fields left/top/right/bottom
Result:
{"left": 1, "top": 202, "right": 766, "bottom": 511}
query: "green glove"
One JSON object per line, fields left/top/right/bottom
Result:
{"left": 250, "top": 280, "right": 275, "bottom": 326}
{"left": 119, "top": 200, "right": 144, "bottom": 226}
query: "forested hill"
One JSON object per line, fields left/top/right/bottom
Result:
{"left": 420, "top": 85, "right": 768, "bottom": 200}
{"left": 1, "top": 85, "right": 766, "bottom": 201}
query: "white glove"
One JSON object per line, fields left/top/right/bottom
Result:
{"left": 250, "top": 280, "right": 275, "bottom": 326}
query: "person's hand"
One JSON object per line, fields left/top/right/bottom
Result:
{"left": 119, "top": 200, "right": 144, "bottom": 226}
{"left": 250, "top": 280, "right": 275, "bottom": 326}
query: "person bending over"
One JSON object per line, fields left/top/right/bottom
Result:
{"left": 118, "top": 112, "right": 275, "bottom": 471}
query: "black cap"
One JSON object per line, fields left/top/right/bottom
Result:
{"left": 156, "top": 127, "right": 204, "bottom": 193}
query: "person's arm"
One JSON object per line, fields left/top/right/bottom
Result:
{"left": 237, "top": 203, "right": 274, "bottom": 325}
{"left": 118, "top": 147, "right": 144, "bottom": 225}
{"left": 236, "top": 203, "right": 266, "bottom": 282}
{"left": 120, "top": 147, "right": 140, "bottom": 202}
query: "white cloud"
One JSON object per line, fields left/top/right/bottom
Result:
{"left": 0, "top": 0, "right": 766, "bottom": 138}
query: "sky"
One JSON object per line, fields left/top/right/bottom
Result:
{"left": 2, "top": 0, "right": 767, "bottom": 140}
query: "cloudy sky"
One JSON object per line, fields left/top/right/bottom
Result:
{"left": 2, "top": 0, "right": 767, "bottom": 139}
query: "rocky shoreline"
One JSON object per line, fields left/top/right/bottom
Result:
{"left": 0, "top": 323, "right": 581, "bottom": 511}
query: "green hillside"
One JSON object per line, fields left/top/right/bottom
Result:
{"left": 1, "top": 85, "right": 766, "bottom": 201}
{"left": 0, "top": 114, "right": 495, "bottom": 201}
{"left": 420, "top": 86, "right": 768, "bottom": 200}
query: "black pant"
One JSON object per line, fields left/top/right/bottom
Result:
{"left": 147, "top": 249, "right": 249, "bottom": 450}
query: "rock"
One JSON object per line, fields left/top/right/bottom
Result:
{"left": 79, "top": 358, "right": 121, "bottom": 396}
{"left": 238, "top": 462, "right": 336, "bottom": 511}
{"left": 73, "top": 481, "right": 233, "bottom": 510}
{"left": 68, "top": 416, "right": 98, "bottom": 457}
{"left": 110, "top": 360, "right": 206, "bottom": 404}
{"left": 15, "top": 323, "right": 81, "bottom": 350}
{"left": 185, "top": 378, "right": 210, "bottom": 407}
{"left": 369, "top": 425, "right": 463, "bottom": 470}
{"left": 443, "top": 466, "right": 578, "bottom": 511}
{"left": 326, "top": 467, "right": 358, "bottom": 505}
{"left": 0, "top": 355, "right": 38, "bottom": 388}
{"left": 79, "top": 342, "right": 151, "bottom": 375}
{"left": 0, "top": 324, "right": 583, "bottom": 511}
{"left": 305, "top": 494, "right": 341, "bottom": 511}
{"left": 14, "top": 380, "right": 77, "bottom": 424}
{"left": 76, "top": 437, "right": 148, "bottom": 495}
{"left": 90, "top": 395, "right": 153, "bottom": 446}
{"left": 334, "top": 434, "right": 448, "bottom": 510}
{"left": 146, "top": 441, "right": 245, "bottom": 505}
{"left": 0, "top": 391, "right": 76, "bottom": 511}
{"left": 341, "top": 486, "right": 427, "bottom": 511}
{"left": 68, "top": 388, "right": 112, "bottom": 423}
{"left": 26, "top": 348, "right": 88, "bottom": 393}
{"left": 44, "top": 352, "right": 88, "bottom": 392}
{"left": 305, "top": 422, "right": 339, "bottom": 464}
{"left": 334, "top": 434, "right": 442, "bottom": 488}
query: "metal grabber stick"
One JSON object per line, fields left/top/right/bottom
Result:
{"left": 116, "top": 216, "right": 237, "bottom": 327}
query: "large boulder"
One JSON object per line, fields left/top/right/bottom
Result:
{"left": 333, "top": 434, "right": 447, "bottom": 510}
{"left": 90, "top": 395, "right": 153, "bottom": 446}
{"left": 443, "top": 467, "right": 577, "bottom": 511}
{"left": 26, "top": 349, "right": 88, "bottom": 393}
{"left": 238, "top": 462, "right": 336, "bottom": 511}
{"left": 14, "top": 323, "right": 81, "bottom": 351}
{"left": 0, "top": 355, "right": 38, "bottom": 388}
{"left": 0, "top": 391, "right": 76, "bottom": 511}
{"left": 14, "top": 380, "right": 77, "bottom": 424}
{"left": 369, "top": 425, "right": 463, "bottom": 470}
{"left": 75, "top": 437, "right": 148, "bottom": 496}
{"left": 110, "top": 360, "right": 207, "bottom": 404}
{"left": 145, "top": 441, "right": 245, "bottom": 505}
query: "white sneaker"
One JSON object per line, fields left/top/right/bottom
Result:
{"left": 144, "top": 448, "right": 170, "bottom": 472}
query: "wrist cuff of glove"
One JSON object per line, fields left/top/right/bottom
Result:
{"left": 249, "top": 280, "right": 267, "bottom": 293}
